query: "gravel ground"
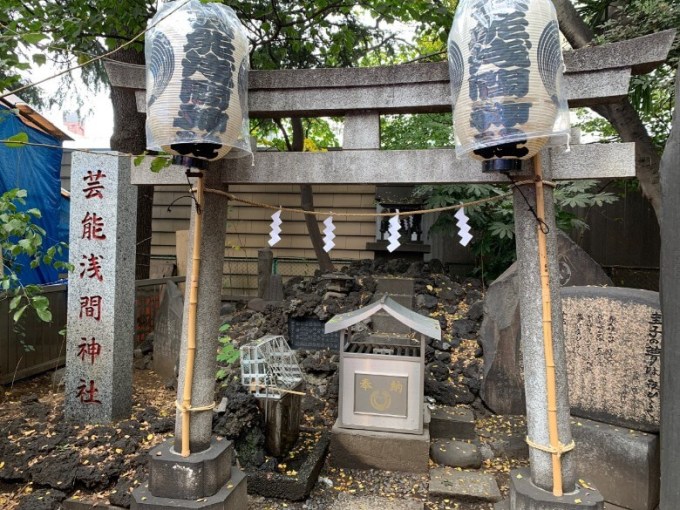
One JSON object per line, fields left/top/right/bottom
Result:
{"left": 0, "top": 368, "right": 527, "bottom": 510}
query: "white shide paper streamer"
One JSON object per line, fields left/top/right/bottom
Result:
{"left": 455, "top": 207, "right": 473, "bottom": 247}
{"left": 323, "top": 216, "right": 336, "bottom": 253}
{"left": 387, "top": 210, "right": 401, "bottom": 253}
{"left": 269, "top": 210, "right": 282, "bottom": 247}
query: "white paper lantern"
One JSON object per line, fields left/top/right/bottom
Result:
{"left": 145, "top": 0, "right": 251, "bottom": 161}
{"left": 448, "top": 0, "right": 570, "bottom": 171}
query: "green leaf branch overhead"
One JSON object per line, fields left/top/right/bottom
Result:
{"left": 415, "top": 180, "right": 619, "bottom": 280}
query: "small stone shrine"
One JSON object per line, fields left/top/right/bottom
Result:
{"left": 327, "top": 294, "right": 439, "bottom": 434}
{"left": 326, "top": 294, "right": 439, "bottom": 473}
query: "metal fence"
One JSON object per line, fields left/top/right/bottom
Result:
{"left": 1, "top": 277, "right": 186, "bottom": 385}
{"left": 1, "top": 284, "right": 68, "bottom": 385}
{"left": 134, "top": 277, "right": 186, "bottom": 343}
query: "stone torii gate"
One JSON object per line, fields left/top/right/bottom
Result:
{"left": 96, "top": 30, "right": 674, "bottom": 510}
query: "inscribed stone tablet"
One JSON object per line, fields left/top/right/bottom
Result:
{"left": 562, "top": 287, "right": 661, "bottom": 432}
{"left": 65, "top": 153, "right": 137, "bottom": 423}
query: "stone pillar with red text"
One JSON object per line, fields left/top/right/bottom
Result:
{"left": 65, "top": 152, "right": 137, "bottom": 423}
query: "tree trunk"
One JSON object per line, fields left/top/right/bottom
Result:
{"left": 551, "top": 0, "right": 594, "bottom": 48}
{"left": 552, "top": 0, "right": 663, "bottom": 222}
{"left": 108, "top": 48, "right": 154, "bottom": 279}
{"left": 292, "top": 118, "right": 335, "bottom": 273}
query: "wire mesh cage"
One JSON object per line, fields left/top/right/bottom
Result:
{"left": 240, "top": 334, "right": 303, "bottom": 399}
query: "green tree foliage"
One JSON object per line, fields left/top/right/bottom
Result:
{"left": 415, "top": 181, "right": 619, "bottom": 279}
{"left": 0, "top": 188, "right": 71, "bottom": 347}
{"left": 575, "top": 0, "right": 679, "bottom": 150}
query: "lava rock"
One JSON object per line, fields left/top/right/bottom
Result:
{"left": 440, "top": 283, "right": 465, "bottom": 301}
{"left": 465, "top": 289, "right": 483, "bottom": 304}
{"left": 301, "top": 351, "right": 337, "bottom": 374}
{"left": 213, "top": 381, "right": 263, "bottom": 439}
{"left": 110, "top": 476, "right": 136, "bottom": 508}
{"left": 236, "top": 426, "right": 266, "bottom": 468}
{"left": 416, "top": 293, "right": 439, "bottom": 310}
{"left": 425, "top": 378, "right": 475, "bottom": 406}
{"left": 16, "top": 489, "right": 66, "bottom": 510}
{"left": 435, "top": 351, "right": 451, "bottom": 363}
{"left": 467, "top": 300, "right": 485, "bottom": 322}
{"left": 427, "top": 362, "right": 450, "bottom": 382}
{"left": 453, "top": 319, "right": 476, "bottom": 338}
{"left": 29, "top": 450, "right": 78, "bottom": 489}
{"left": 430, "top": 439, "right": 482, "bottom": 469}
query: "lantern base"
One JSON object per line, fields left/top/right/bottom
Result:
{"left": 493, "top": 468, "right": 604, "bottom": 509}
{"left": 482, "top": 159, "right": 523, "bottom": 173}
{"left": 171, "top": 155, "right": 209, "bottom": 170}
{"left": 171, "top": 142, "right": 222, "bottom": 163}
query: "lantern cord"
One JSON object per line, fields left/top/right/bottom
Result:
{"left": 166, "top": 195, "right": 193, "bottom": 212}
{"left": 506, "top": 174, "right": 550, "bottom": 235}
{"left": 0, "top": 0, "right": 194, "bottom": 100}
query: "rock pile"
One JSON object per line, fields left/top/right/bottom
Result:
{"left": 222, "top": 258, "right": 487, "bottom": 414}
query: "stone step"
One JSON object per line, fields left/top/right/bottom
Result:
{"left": 331, "top": 494, "right": 424, "bottom": 510}
{"left": 375, "top": 277, "right": 415, "bottom": 296}
{"left": 429, "top": 406, "right": 476, "bottom": 440}
{"left": 429, "top": 467, "right": 502, "bottom": 503}
{"left": 372, "top": 312, "right": 412, "bottom": 334}
{"left": 371, "top": 293, "right": 414, "bottom": 309}
{"left": 430, "top": 439, "right": 481, "bottom": 469}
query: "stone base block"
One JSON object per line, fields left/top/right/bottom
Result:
{"left": 132, "top": 468, "right": 246, "bottom": 510}
{"left": 429, "top": 406, "right": 476, "bottom": 440}
{"left": 571, "top": 417, "right": 659, "bottom": 510}
{"left": 330, "top": 421, "right": 429, "bottom": 473}
{"left": 64, "top": 500, "right": 124, "bottom": 510}
{"left": 247, "top": 431, "right": 329, "bottom": 500}
{"left": 508, "top": 468, "right": 604, "bottom": 509}
{"left": 148, "top": 438, "right": 233, "bottom": 500}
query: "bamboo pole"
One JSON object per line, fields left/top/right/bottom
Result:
{"left": 181, "top": 172, "right": 204, "bottom": 457}
{"left": 533, "top": 154, "right": 563, "bottom": 496}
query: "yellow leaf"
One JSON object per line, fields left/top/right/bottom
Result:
{"left": 575, "top": 499, "right": 582, "bottom": 504}
{"left": 427, "top": 285, "right": 433, "bottom": 292}
{"left": 516, "top": 473, "right": 523, "bottom": 479}
{"left": 0, "top": 461, "right": 4, "bottom": 469}
{"left": 146, "top": 434, "right": 154, "bottom": 441}
{"left": 115, "top": 448, "right": 123, "bottom": 454}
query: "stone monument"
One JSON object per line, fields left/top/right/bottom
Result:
{"left": 562, "top": 287, "right": 661, "bottom": 432}
{"left": 65, "top": 153, "right": 137, "bottom": 423}
{"left": 659, "top": 66, "right": 680, "bottom": 508}
{"left": 480, "top": 231, "right": 612, "bottom": 414}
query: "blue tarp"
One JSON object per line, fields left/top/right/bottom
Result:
{"left": 0, "top": 105, "right": 69, "bottom": 285}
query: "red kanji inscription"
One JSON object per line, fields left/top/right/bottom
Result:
{"left": 82, "top": 170, "right": 106, "bottom": 199}
{"left": 76, "top": 379, "right": 102, "bottom": 404}
{"left": 77, "top": 337, "right": 102, "bottom": 364}
{"left": 79, "top": 295, "right": 102, "bottom": 321}
{"left": 81, "top": 212, "right": 106, "bottom": 241}
{"left": 79, "top": 253, "right": 104, "bottom": 281}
